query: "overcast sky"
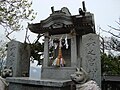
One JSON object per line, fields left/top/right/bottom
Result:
{"left": 32, "top": 0, "right": 120, "bottom": 31}
{"left": 1, "top": 0, "right": 120, "bottom": 42}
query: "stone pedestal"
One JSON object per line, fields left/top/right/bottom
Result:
{"left": 41, "top": 67, "right": 76, "bottom": 80}
{"left": 7, "top": 77, "right": 75, "bottom": 90}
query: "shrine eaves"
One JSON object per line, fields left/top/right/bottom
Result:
{"left": 28, "top": 1, "right": 96, "bottom": 36}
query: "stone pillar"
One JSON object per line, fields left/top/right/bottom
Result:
{"left": 79, "top": 36, "right": 82, "bottom": 68}
{"left": 6, "top": 40, "right": 30, "bottom": 77}
{"left": 82, "top": 33, "right": 101, "bottom": 87}
{"left": 43, "top": 32, "right": 49, "bottom": 67}
{"left": 71, "top": 35, "right": 77, "bottom": 67}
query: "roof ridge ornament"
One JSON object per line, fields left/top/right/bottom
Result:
{"left": 79, "top": 1, "right": 86, "bottom": 16}
{"left": 28, "top": 2, "right": 95, "bottom": 35}
{"left": 82, "top": 1, "right": 86, "bottom": 12}
{"left": 51, "top": 6, "right": 54, "bottom": 13}
{"left": 61, "top": 7, "right": 71, "bottom": 16}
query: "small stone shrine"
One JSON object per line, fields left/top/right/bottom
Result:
{"left": 28, "top": 1, "right": 96, "bottom": 81}
{"left": 7, "top": 1, "right": 101, "bottom": 90}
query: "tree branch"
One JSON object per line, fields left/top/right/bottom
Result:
{"left": 108, "top": 31, "right": 120, "bottom": 38}
{"left": 108, "top": 25, "right": 120, "bottom": 32}
{"left": 24, "top": 27, "right": 28, "bottom": 43}
{"left": 115, "top": 21, "right": 120, "bottom": 26}
{"left": 5, "top": 30, "right": 14, "bottom": 41}
{"left": 100, "top": 27, "right": 120, "bottom": 38}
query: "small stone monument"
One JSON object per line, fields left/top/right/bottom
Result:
{"left": 82, "top": 33, "right": 101, "bottom": 87}
{"left": 6, "top": 40, "right": 30, "bottom": 77}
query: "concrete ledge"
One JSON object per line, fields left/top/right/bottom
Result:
{"left": 7, "top": 77, "right": 75, "bottom": 90}
{"left": 7, "top": 77, "right": 72, "bottom": 87}
{"left": 41, "top": 67, "right": 76, "bottom": 80}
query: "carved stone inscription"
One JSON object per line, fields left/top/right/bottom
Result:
{"left": 6, "top": 41, "right": 18, "bottom": 76}
{"left": 9, "top": 43, "right": 17, "bottom": 65}
{"left": 82, "top": 33, "right": 101, "bottom": 87}
{"left": 6, "top": 40, "right": 30, "bottom": 77}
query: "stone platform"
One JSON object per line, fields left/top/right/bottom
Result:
{"left": 41, "top": 67, "right": 76, "bottom": 80}
{"left": 7, "top": 77, "right": 75, "bottom": 90}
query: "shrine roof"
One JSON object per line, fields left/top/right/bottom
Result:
{"left": 28, "top": 7, "right": 96, "bottom": 35}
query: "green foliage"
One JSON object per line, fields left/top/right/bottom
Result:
{"left": 29, "top": 41, "right": 55, "bottom": 65}
{"left": 29, "top": 42, "right": 44, "bottom": 65}
{"left": 0, "top": 35, "right": 8, "bottom": 74}
{"left": 0, "top": 0, "right": 36, "bottom": 31}
{"left": 101, "top": 53, "right": 120, "bottom": 75}
{"left": 0, "top": 35, "right": 8, "bottom": 60}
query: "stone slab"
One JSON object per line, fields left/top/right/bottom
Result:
{"left": 41, "top": 67, "right": 76, "bottom": 80}
{"left": 7, "top": 77, "right": 75, "bottom": 90}
{"left": 82, "top": 33, "right": 101, "bottom": 87}
{"left": 6, "top": 40, "right": 30, "bottom": 77}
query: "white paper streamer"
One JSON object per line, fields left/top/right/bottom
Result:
{"left": 52, "top": 58, "right": 57, "bottom": 66}
{"left": 64, "top": 35, "right": 68, "bottom": 49}
{"left": 54, "top": 43, "right": 58, "bottom": 49}
{"left": 49, "top": 38, "right": 54, "bottom": 48}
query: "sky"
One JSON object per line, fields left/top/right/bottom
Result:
{"left": 31, "top": 0, "right": 120, "bottom": 34}
{"left": 0, "top": 0, "right": 120, "bottom": 42}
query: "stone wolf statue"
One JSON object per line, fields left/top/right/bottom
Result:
{"left": 0, "top": 67, "right": 13, "bottom": 90}
{"left": 70, "top": 68, "right": 101, "bottom": 90}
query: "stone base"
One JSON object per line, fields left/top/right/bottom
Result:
{"left": 7, "top": 77, "right": 75, "bottom": 90}
{"left": 41, "top": 67, "right": 76, "bottom": 80}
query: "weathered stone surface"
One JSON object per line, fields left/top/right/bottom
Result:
{"left": 6, "top": 40, "right": 30, "bottom": 77}
{"left": 82, "top": 33, "right": 101, "bottom": 87}
{"left": 71, "top": 35, "right": 77, "bottom": 67}
{"left": 76, "top": 80, "right": 101, "bottom": 90}
{"left": 7, "top": 77, "right": 75, "bottom": 90}
{"left": 41, "top": 67, "right": 76, "bottom": 80}
{"left": 43, "top": 32, "right": 49, "bottom": 67}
